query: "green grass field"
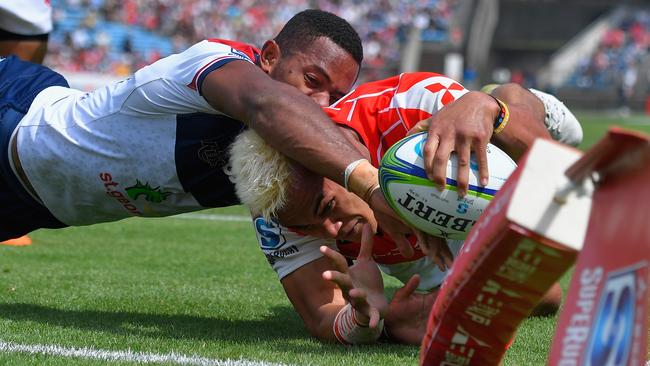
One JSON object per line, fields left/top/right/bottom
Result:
{"left": 1, "top": 113, "right": 649, "bottom": 365}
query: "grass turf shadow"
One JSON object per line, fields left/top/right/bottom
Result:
{"left": 0, "top": 302, "right": 419, "bottom": 358}
{"left": 0, "top": 302, "right": 305, "bottom": 342}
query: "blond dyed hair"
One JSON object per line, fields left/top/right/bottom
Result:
{"left": 228, "top": 129, "right": 293, "bottom": 219}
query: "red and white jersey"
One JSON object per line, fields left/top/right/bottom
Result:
{"left": 0, "top": 0, "right": 52, "bottom": 35}
{"left": 15, "top": 39, "right": 260, "bottom": 226}
{"left": 255, "top": 72, "right": 469, "bottom": 291}
{"left": 325, "top": 72, "right": 468, "bottom": 167}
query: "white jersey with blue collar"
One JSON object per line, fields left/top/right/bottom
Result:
{"left": 252, "top": 215, "right": 464, "bottom": 292}
{"left": 14, "top": 40, "right": 257, "bottom": 226}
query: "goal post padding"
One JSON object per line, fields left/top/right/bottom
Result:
{"left": 548, "top": 128, "right": 650, "bottom": 366}
{"left": 420, "top": 138, "right": 591, "bottom": 365}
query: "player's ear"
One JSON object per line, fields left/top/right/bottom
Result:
{"left": 260, "top": 40, "right": 281, "bottom": 73}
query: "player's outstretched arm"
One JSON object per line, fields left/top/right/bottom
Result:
{"left": 201, "top": 60, "right": 364, "bottom": 187}
{"left": 279, "top": 226, "right": 387, "bottom": 344}
{"left": 280, "top": 256, "right": 355, "bottom": 343}
{"left": 321, "top": 224, "right": 389, "bottom": 331}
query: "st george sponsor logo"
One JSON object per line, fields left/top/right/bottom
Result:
{"left": 125, "top": 180, "right": 171, "bottom": 203}
{"left": 99, "top": 172, "right": 143, "bottom": 216}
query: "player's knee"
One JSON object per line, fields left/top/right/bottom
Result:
{"left": 530, "top": 282, "right": 563, "bottom": 317}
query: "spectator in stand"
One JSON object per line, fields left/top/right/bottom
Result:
{"left": 572, "top": 8, "right": 649, "bottom": 93}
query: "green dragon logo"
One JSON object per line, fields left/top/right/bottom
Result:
{"left": 125, "top": 180, "right": 172, "bottom": 203}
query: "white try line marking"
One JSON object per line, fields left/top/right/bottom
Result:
{"left": 0, "top": 340, "right": 293, "bottom": 366}
{"left": 172, "top": 213, "right": 252, "bottom": 222}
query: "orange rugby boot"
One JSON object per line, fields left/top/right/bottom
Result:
{"left": 1, "top": 235, "right": 32, "bottom": 246}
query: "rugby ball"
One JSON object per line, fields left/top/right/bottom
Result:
{"left": 379, "top": 132, "right": 516, "bottom": 240}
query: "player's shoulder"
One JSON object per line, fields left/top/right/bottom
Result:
{"left": 202, "top": 38, "right": 261, "bottom": 64}
{"left": 395, "top": 72, "right": 463, "bottom": 92}
{"left": 251, "top": 216, "right": 334, "bottom": 280}
{"left": 252, "top": 216, "right": 326, "bottom": 251}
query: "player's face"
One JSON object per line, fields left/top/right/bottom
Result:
{"left": 262, "top": 37, "right": 359, "bottom": 106}
{"left": 277, "top": 166, "right": 373, "bottom": 242}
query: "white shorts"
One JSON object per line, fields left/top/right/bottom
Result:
{"left": 0, "top": 0, "right": 52, "bottom": 35}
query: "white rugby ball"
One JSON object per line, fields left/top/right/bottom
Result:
{"left": 379, "top": 132, "right": 516, "bottom": 240}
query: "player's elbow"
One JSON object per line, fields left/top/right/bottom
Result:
{"left": 303, "top": 315, "right": 339, "bottom": 343}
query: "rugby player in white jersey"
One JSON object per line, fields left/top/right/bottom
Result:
{"left": 230, "top": 72, "right": 580, "bottom": 345}
{"left": 0, "top": 9, "right": 428, "bottom": 247}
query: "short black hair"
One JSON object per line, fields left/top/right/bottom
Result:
{"left": 274, "top": 9, "right": 363, "bottom": 66}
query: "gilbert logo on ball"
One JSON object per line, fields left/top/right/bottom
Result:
{"left": 379, "top": 132, "right": 516, "bottom": 239}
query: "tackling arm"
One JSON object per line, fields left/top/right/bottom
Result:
{"left": 203, "top": 61, "right": 418, "bottom": 252}
{"left": 201, "top": 60, "right": 364, "bottom": 188}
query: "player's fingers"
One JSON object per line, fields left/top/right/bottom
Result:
{"left": 322, "top": 270, "right": 353, "bottom": 291}
{"left": 438, "top": 241, "right": 454, "bottom": 269}
{"left": 455, "top": 138, "right": 472, "bottom": 197}
{"left": 348, "top": 289, "right": 380, "bottom": 328}
{"left": 475, "top": 141, "right": 490, "bottom": 186}
{"left": 348, "top": 288, "right": 380, "bottom": 328}
{"left": 394, "top": 274, "right": 420, "bottom": 300}
{"left": 368, "top": 308, "right": 381, "bottom": 329}
{"left": 414, "top": 229, "right": 428, "bottom": 254}
{"left": 320, "top": 245, "right": 350, "bottom": 273}
{"left": 365, "top": 212, "right": 378, "bottom": 234}
{"left": 431, "top": 138, "right": 454, "bottom": 191}
{"left": 423, "top": 238, "right": 447, "bottom": 272}
{"left": 348, "top": 288, "right": 370, "bottom": 312}
{"left": 416, "top": 231, "right": 449, "bottom": 270}
{"left": 357, "top": 224, "right": 375, "bottom": 260}
{"left": 407, "top": 119, "right": 429, "bottom": 136}
{"left": 392, "top": 231, "right": 414, "bottom": 258}
{"left": 432, "top": 250, "right": 447, "bottom": 272}
{"left": 348, "top": 287, "right": 367, "bottom": 302}
{"left": 422, "top": 133, "right": 440, "bottom": 182}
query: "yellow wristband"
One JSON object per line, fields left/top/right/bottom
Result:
{"left": 491, "top": 96, "right": 510, "bottom": 135}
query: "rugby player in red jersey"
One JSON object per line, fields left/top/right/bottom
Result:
{"left": 229, "top": 72, "right": 578, "bottom": 345}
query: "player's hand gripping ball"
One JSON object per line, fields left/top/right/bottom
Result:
{"left": 379, "top": 132, "right": 516, "bottom": 240}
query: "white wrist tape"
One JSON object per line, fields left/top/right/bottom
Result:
{"left": 332, "top": 303, "right": 384, "bottom": 345}
{"left": 343, "top": 159, "right": 368, "bottom": 192}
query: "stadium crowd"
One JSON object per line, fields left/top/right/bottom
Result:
{"left": 571, "top": 8, "right": 649, "bottom": 94}
{"left": 46, "top": 0, "right": 457, "bottom": 81}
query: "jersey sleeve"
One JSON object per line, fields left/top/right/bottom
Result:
{"left": 120, "top": 40, "right": 259, "bottom": 116}
{"left": 252, "top": 216, "right": 336, "bottom": 280}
